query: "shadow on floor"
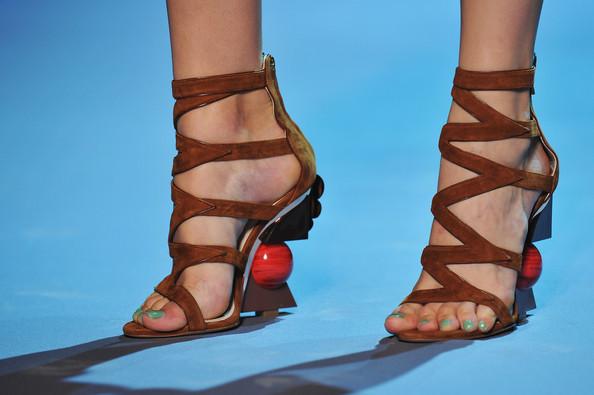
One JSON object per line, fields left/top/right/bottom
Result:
{"left": 0, "top": 315, "right": 471, "bottom": 395}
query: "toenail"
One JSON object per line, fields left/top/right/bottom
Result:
{"left": 439, "top": 319, "right": 452, "bottom": 329}
{"left": 478, "top": 320, "right": 488, "bottom": 332}
{"left": 146, "top": 310, "right": 164, "bottom": 319}
{"left": 463, "top": 320, "right": 474, "bottom": 332}
{"left": 390, "top": 312, "right": 406, "bottom": 319}
{"left": 132, "top": 307, "right": 142, "bottom": 319}
{"left": 419, "top": 318, "right": 431, "bottom": 326}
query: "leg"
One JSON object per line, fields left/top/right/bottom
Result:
{"left": 133, "top": 0, "right": 300, "bottom": 332}
{"left": 386, "top": 0, "right": 550, "bottom": 334}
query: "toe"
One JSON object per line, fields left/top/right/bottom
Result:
{"left": 132, "top": 305, "right": 143, "bottom": 323}
{"left": 134, "top": 294, "right": 166, "bottom": 324}
{"left": 476, "top": 305, "right": 497, "bottom": 333}
{"left": 143, "top": 292, "right": 162, "bottom": 310}
{"left": 148, "top": 296, "right": 169, "bottom": 311}
{"left": 456, "top": 302, "right": 478, "bottom": 332}
{"left": 436, "top": 303, "right": 460, "bottom": 331}
{"left": 140, "top": 301, "right": 188, "bottom": 332}
{"left": 385, "top": 303, "right": 421, "bottom": 334}
{"left": 417, "top": 303, "right": 439, "bottom": 331}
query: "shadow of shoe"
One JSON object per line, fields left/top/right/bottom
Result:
{"left": 0, "top": 318, "right": 471, "bottom": 394}
{"left": 191, "top": 336, "right": 471, "bottom": 394}
{"left": 0, "top": 314, "right": 282, "bottom": 393}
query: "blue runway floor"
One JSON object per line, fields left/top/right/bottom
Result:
{"left": 1, "top": 1, "right": 593, "bottom": 394}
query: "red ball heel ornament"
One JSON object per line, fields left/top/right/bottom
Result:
{"left": 251, "top": 242, "right": 293, "bottom": 289}
{"left": 517, "top": 243, "right": 542, "bottom": 290}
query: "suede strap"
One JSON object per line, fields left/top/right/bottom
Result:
{"left": 453, "top": 67, "right": 535, "bottom": 91}
{"left": 172, "top": 69, "right": 267, "bottom": 126}
{"left": 153, "top": 243, "right": 246, "bottom": 332}
{"left": 173, "top": 133, "right": 292, "bottom": 175}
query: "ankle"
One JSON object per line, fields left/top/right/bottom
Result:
{"left": 177, "top": 90, "right": 283, "bottom": 143}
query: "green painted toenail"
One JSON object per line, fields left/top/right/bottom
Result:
{"left": 463, "top": 320, "right": 474, "bottom": 332}
{"left": 390, "top": 312, "right": 406, "bottom": 319}
{"left": 478, "top": 320, "right": 488, "bottom": 331}
{"left": 419, "top": 319, "right": 431, "bottom": 325}
{"left": 132, "top": 307, "right": 142, "bottom": 319}
{"left": 439, "top": 319, "right": 452, "bottom": 329}
{"left": 146, "top": 310, "right": 164, "bottom": 319}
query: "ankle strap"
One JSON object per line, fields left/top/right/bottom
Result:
{"left": 172, "top": 69, "right": 266, "bottom": 99}
{"left": 171, "top": 61, "right": 270, "bottom": 126}
{"left": 453, "top": 66, "right": 535, "bottom": 91}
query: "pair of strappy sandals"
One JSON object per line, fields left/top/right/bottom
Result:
{"left": 123, "top": 54, "right": 558, "bottom": 342}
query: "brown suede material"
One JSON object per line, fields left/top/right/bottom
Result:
{"left": 172, "top": 69, "right": 267, "bottom": 127}
{"left": 155, "top": 283, "right": 207, "bottom": 331}
{"left": 173, "top": 93, "right": 233, "bottom": 127}
{"left": 123, "top": 54, "right": 319, "bottom": 338}
{"left": 453, "top": 67, "right": 535, "bottom": 91}
{"left": 172, "top": 69, "right": 266, "bottom": 98}
{"left": 168, "top": 183, "right": 282, "bottom": 241}
{"left": 173, "top": 133, "right": 293, "bottom": 175}
{"left": 399, "top": 64, "right": 559, "bottom": 341}
{"left": 169, "top": 243, "right": 246, "bottom": 275}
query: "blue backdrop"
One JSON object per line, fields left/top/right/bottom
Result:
{"left": 0, "top": 1, "right": 592, "bottom": 393}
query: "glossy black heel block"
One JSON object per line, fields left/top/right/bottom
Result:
{"left": 259, "top": 175, "right": 324, "bottom": 243}
{"left": 529, "top": 197, "right": 552, "bottom": 242}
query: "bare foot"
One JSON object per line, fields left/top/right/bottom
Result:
{"left": 133, "top": 89, "right": 301, "bottom": 332}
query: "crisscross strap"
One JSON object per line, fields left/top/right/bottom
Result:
{"left": 168, "top": 183, "right": 283, "bottom": 240}
{"left": 154, "top": 244, "right": 247, "bottom": 331}
{"left": 173, "top": 133, "right": 292, "bottom": 175}
{"left": 172, "top": 69, "right": 266, "bottom": 127}
{"left": 403, "top": 65, "right": 556, "bottom": 327}
{"left": 154, "top": 60, "right": 293, "bottom": 329}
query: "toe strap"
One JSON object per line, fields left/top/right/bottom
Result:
{"left": 403, "top": 287, "right": 513, "bottom": 326}
{"left": 155, "top": 282, "right": 206, "bottom": 331}
{"left": 402, "top": 247, "right": 515, "bottom": 326}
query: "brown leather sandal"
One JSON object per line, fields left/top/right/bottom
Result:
{"left": 396, "top": 59, "right": 559, "bottom": 342}
{"left": 123, "top": 54, "right": 324, "bottom": 338}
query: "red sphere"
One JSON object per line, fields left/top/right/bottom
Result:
{"left": 517, "top": 244, "right": 543, "bottom": 289}
{"left": 251, "top": 243, "right": 293, "bottom": 289}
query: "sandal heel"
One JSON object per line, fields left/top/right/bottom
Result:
{"left": 395, "top": 61, "right": 559, "bottom": 342}
{"left": 515, "top": 200, "right": 553, "bottom": 321}
{"left": 241, "top": 277, "right": 297, "bottom": 315}
{"left": 259, "top": 175, "right": 324, "bottom": 243}
{"left": 516, "top": 200, "right": 552, "bottom": 320}
{"left": 241, "top": 176, "right": 324, "bottom": 316}
{"left": 516, "top": 287, "right": 537, "bottom": 320}
{"left": 123, "top": 54, "right": 322, "bottom": 338}
{"left": 529, "top": 197, "right": 553, "bottom": 242}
